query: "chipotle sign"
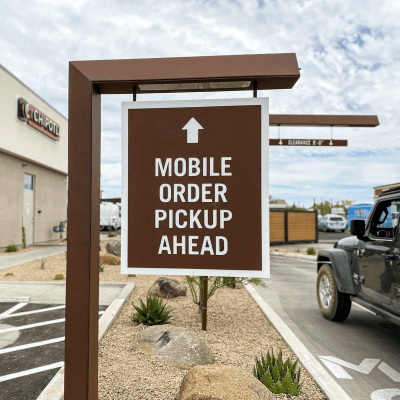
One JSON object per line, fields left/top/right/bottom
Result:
{"left": 17, "top": 97, "right": 61, "bottom": 141}
{"left": 121, "top": 98, "right": 269, "bottom": 277}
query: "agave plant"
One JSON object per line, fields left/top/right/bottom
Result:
{"left": 131, "top": 295, "right": 172, "bottom": 326}
{"left": 253, "top": 350, "right": 302, "bottom": 395}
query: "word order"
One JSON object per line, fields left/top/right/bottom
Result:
{"left": 158, "top": 235, "right": 228, "bottom": 255}
{"left": 159, "top": 183, "right": 227, "bottom": 203}
{"left": 155, "top": 209, "right": 232, "bottom": 229}
{"left": 155, "top": 157, "right": 232, "bottom": 177}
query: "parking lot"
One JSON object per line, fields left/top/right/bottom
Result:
{"left": 0, "top": 301, "right": 107, "bottom": 399}
{"left": 254, "top": 256, "right": 400, "bottom": 400}
{"left": 0, "top": 281, "right": 130, "bottom": 400}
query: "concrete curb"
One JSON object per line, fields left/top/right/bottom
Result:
{"left": 0, "top": 297, "right": 30, "bottom": 302}
{"left": 270, "top": 251, "right": 317, "bottom": 261}
{"left": 36, "top": 282, "right": 136, "bottom": 400}
{"left": 244, "top": 284, "right": 351, "bottom": 400}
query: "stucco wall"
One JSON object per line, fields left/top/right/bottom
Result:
{"left": 0, "top": 151, "right": 67, "bottom": 248}
{"left": 0, "top": 65, "right": 68, "bottom": 174}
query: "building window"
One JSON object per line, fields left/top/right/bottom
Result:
{"left": 24, "top": 174, "right": 34, "bottom": 190}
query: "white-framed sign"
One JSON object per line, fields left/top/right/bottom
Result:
{"left": 121, "top": 98, "right": 269, "bottom": 278}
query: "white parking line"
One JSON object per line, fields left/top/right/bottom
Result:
{"left": 0, "top": 305, "right": 65, "bottom": 320}
{"left": 0, "top": 362, "right": 64, "bottom": 383}
{"left": 0, "top": 303, "right": 28, "bottom": 319}
{"left": 0, "top": 337, "right": 65, "bottom": 355}
{"left": 0, "top": 311, "right": 104, "bottom": 333}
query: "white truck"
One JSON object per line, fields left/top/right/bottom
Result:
{"left": 100, "top": 203, "right": 121, "bottom": 231}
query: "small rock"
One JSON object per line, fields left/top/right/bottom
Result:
{"left": 99, "top": 254, "right": 120, "bottom": 265}
{"left": 135, "top": 325, "right": 214, "bottom": 369}
{"left": 177, "top": 364, "right": 272, "bottom": 400}
{"left": 148, "top": 277, "right": 187, "bottom": 299}
{"left": 106, "top": 240, "right": 121, "bottom": 257}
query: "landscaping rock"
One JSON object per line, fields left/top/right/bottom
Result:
{"left": 148, "top": 277, "right": 187, "bottom": 299}
{"left": 99, "top": 254, "right": 120, "bottom": 265}
{"left": 106, "top": 240, "right": 121, "bottom": 257}
{"left": 177, "top": 364, "right": 272, "bottom": 400}
{"left": 135, "top": 325, "right": 214, "bottom": 369}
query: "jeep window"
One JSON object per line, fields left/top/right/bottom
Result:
{"left": 369, "top": 199, "right": 400, "bottom": 239}
{"left": 329, "top": 217, "right": 342, "bottom": 222}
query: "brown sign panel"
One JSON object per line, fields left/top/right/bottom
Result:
{"left": 121, "top": 99, "right": 269, "bottom": 277}
{"left": 269, "top": 139, "right": 347, "bottom": 146}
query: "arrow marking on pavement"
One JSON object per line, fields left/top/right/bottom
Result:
{"left": 182, "top": 118, "right": 203, "bottom": 143}
{"left": 319, "top": 356, "right": 380, "bottom": 379}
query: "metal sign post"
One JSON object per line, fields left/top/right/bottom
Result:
{"left": 66, "top": 53, "right": 300, "bottom": 400}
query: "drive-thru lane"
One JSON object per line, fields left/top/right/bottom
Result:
{"left": 253, "top": 256, "right": 400, "bottom": 400}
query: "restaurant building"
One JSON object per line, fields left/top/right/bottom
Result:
{"left": 0, "top": 64, "right": 68, "bottom": 248}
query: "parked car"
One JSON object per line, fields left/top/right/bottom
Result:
{"left": 318, "top": 214, "right": 347, "bottom": 232}
{"left": 316, "top": 187, "right": 400, "bottom": 325}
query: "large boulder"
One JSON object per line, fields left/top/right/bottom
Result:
{"left": 148, "top": 277, "right": 187, "bottom": 299}
{"left": 177, "top": 364, "right": 273, "bottom": 400}
{"left": 106, "top": 240, "right": 121, "bottom": 257}
{"left": 135, "top": 325, "right": 214, "bottom": 369}
{"left": 99, "top": 254, "right": 120, "bottom": 265}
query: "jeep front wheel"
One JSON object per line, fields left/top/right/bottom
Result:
{"left": 317, "top": 264, "right": 351, "bottom": 322}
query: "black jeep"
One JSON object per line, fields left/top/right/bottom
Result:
{"left": 316, "top": 187, "right": 400, "bottom": 323}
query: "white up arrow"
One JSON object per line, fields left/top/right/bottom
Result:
{"left": 182, "top": 118, "right": 203, "bottom": 143}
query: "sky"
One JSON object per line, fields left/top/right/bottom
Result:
{"left": 1, "top": 0, "right": 399, "bottom": 208}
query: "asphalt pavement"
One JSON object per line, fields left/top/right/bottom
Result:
{"left": 0, "top": 282, "right": 130, "bottom": 400}
{"left": 252, "top": 255, "right": 400, "bottom": 400}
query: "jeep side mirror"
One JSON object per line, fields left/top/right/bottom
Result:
{"left": 350, "top": 219, "right": 366, "bottom": 237}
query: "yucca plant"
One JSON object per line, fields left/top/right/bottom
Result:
{"left": 253, "top": 350, "right": 302, "bottom": 395}
{"left": 132, "top": 295, "right": 172, "bottom": 326}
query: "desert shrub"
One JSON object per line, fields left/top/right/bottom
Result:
{"left": 5, "top": 244, "right": 18, "bottom": 253}
{"left": 54, "top": 274, "right": 64, "bottom": 280}
{"left": 132, "top": 295, "right": 172, "bottom": 326}
{"left": 253, "top": 350, "right": 301, "bottom": 395}
{"left": 307, "top": 247, "right": 316, "bottom": 255}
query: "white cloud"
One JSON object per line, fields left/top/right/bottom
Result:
{"left": 1, "top": 0, "right": 400, "bottom": 207}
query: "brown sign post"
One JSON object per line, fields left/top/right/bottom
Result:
{"left": 66, "top": 54, "right": 300, "bottom": 400}
{"left": 122, "top": 99, "right": 269, "bottom": 277}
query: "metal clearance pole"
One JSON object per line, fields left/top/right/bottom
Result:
{"left": 201, "top": 276, "right": 208, "bottom": 331}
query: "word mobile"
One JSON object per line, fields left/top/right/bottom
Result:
{"left": 121, "top": 98, "right": 270, "bottom": 278}
{"left": 269, "top": 139, "right": 348, "bottom": 146}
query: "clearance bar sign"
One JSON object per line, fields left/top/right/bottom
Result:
{"left": 270, "top": 139, "right": 347, "bottom": 146}
{"left": 121, "top": 98, "right": 269, "bottom": 278}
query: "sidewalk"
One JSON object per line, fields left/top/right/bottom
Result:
{"left": 0, "top": 281, "right": 127, "bottom": 305}
{"left": 271, "top": 241, "right": 336, "bottom": 261}
{"left": 0, "top": 245, "right": 67, "bottom": 271}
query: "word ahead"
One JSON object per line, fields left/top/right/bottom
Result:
{"left": 121, "top": 98, "right": 269, "bottom": 278}
{"left": 269, "top": 139, "right": 348, "bottom": 146}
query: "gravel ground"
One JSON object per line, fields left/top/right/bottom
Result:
{"left": 0, "top": 251, "right": 327, "bottom": 400}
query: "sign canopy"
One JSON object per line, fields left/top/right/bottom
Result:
{"left": 122, "top": 98, "right": 269, "bottom": 278}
